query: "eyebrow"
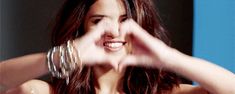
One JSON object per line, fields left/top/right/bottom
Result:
{"left": 88, "top": 14, "right": 127, "bottom": 19}
{"left": 89, "top": 14, "right": 107, "bottom": 19}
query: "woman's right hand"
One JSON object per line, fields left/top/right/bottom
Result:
{"left": 73, "top": 19, "right": 112, "bottom": 66}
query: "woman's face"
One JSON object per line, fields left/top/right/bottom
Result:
{"left": 84, "top": 0, "right": 128, "bottom": 57}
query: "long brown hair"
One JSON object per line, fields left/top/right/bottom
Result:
{"left": 51, "top": 0, "right": 179, "bottom": 94}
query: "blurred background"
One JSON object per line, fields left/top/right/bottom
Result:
{"left": 0, "top": 0, "right": 234, "bottom": 83}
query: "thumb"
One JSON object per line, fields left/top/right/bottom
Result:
{"left": 118, "top": 55, "right": 156, "bottom": 72}
{"left": 109, "top": 60, "right": 120, "bottom": 71}
{"left": 118, "top": 55, "right": 138, "bottom": 72}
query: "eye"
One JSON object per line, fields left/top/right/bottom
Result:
{"left": 91, "top": 17, "right": 103, "bottom": 24}
{"left": 120, "top": 16, "right": 128, "bottom": 23}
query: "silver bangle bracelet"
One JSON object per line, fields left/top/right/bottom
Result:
{"left": 46, "top": 40, "right": 82, "bottom": 85}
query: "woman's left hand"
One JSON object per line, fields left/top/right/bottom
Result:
{"left": 118, "top": 19, "right": 174, "bottom": 71}
{"left": 117, "top": 19, "right": 235, "bottom": 94}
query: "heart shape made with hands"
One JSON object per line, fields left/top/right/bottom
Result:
{"left": 117, "top": 19, "right": 169, "bottom": 71}
{"left": 73, "top": 19, "right": 170, "bottom": 72}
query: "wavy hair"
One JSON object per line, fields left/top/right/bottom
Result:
{"left": 51, "top": 0, "right": 179, "bottom": 94}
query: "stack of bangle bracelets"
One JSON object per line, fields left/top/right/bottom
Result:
{"left": 46, "top": 40, "right": 82, "bottom": 84}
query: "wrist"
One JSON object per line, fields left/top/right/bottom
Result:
{"left": 158, "top": 47, "right": 186, "bottom": 70}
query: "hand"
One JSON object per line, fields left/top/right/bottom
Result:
{"left": 118, "top": 19, "right": 173, "bottom": 71}
{"left": 73, "top": 19, "right": 113, "bottom": 66}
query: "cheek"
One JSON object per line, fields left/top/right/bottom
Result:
{"left": 84, "top": 19, "right": 104, "bottom": 33}
{"left": 84, "top": 23, "right": 97, "bottom": 33}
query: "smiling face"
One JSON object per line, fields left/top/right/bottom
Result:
{"left": 84, "top": 0, "right": 128, "bottom": 54}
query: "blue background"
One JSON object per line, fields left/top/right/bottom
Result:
{"left": 194, "top": 0, "right": 235, "bottom": 73}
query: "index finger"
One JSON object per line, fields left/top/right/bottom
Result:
{"left": 86, "top": 18, "right": 112, "bottom": 41}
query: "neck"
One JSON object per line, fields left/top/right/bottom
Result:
{"left": 93, "top": 65, "right": 125, "bottom": 94}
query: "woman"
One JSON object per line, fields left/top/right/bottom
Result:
{"left": 1, "top": 0, "right": 235, "bottom": 94}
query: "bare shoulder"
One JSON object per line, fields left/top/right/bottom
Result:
{"left": 171, "top": 84, "right": 210, "bottom": 94}
{"left": 4, "top": 79, "right": 53, "bottom": 94}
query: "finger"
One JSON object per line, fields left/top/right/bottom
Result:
{"left": 73, "top": 19, "right": 112, "bottom": 50}
{"left": 87, "top": 18, "right": 113, "bottom": 41}
{"left": 110, "top": 61, "right": 119, "bottom": 71}
{"left": 118, "top": 54, "right": 156, "bottom": 72}
{"left": 82, "top": 50, "right": 105, "bottom": 64}
{"left": 71, "top": 19, "right": 114, "bottom": 67}
{"left": 120, "top": 19, "right": 152, "bottom": 40}
{"left": 120, "top": 19, "right": 165, "bottom": 47}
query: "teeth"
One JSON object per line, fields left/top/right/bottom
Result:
{"left": 105, "top": 43, "right": 123, "bottom": 48}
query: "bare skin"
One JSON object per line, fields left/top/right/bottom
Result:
{"left": 1, "top": 0, "right": 235, "bottom": 94}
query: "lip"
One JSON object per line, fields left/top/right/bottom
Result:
{"left": 103, "top": 40, "right": 126, "bottom": 52}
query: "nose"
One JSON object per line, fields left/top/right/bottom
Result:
{"left": 104, "top": 21, "right": 120, "bottom": 38}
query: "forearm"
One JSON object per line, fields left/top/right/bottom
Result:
{"left": 0, "top": 53, "right": 49, "bottom": 91}
{"left": 164, "top": 49, "right": 235, "bottom": 94}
